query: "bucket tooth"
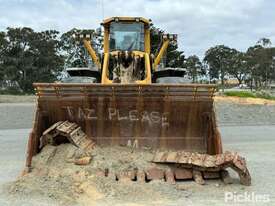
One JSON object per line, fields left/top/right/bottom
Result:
{"left": 117, "top": 170, "right": 137, "bottom": 182}
{"left": 137, "top": 170, "right": 146, "bottom": 183}
{"left": 193, "top": 170, "right": 205, "bottom": 185}
{"left": 165, "top": 170, "right": 175, "bottom": 184}
{"left": 146, "top": 167, "right": 165, "bottom": 181}
{"left": 173, "top": 168, "right": 193, "bottom": 180}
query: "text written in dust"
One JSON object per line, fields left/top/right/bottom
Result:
{"left": 63, "top": 106, "right": 169, "bottom": 127}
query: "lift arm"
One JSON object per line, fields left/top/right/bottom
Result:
{"left": 153, "top": 39, "right": 170, "bottom": 70}
{"left": 153, "top": 34, "right": 177, "bottom": 70}
{"left": 83, "top": 39, "right": 101, "bottom": 69}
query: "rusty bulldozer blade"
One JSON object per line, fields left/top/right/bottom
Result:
{"left": 26, "top": 83, "right": 221, "bottom": 156}
{"left": 24, "top": 83, "right": 252, "bottom": 186}
{"left": 24, "top": 83, "right": 227, "bottom": 177}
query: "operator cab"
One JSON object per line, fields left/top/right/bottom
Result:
{"left": 102, "top": 17, "right": 151, "bottom": 83}
{"left": 102, "top": 17, "right": 150, "bottom": 53}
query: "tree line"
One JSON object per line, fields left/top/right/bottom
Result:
{"left": 204, "top": 38, "right": 275, "bottom": 91}
{"left": 0, "top": 27, "right": 275, "bottom": 93}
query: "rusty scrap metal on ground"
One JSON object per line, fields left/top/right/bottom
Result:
{"left": 152, "top": 151, "right": 251, "bottom": 186}
{"left": 40, "top": 121, "right": 95, "bottom": 152}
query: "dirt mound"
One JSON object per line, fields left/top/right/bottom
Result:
{"left": 7, "top": 144, "right": 186, "bottom": 205}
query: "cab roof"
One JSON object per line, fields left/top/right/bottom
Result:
{"left": 102, "top": 17, "right": 151, "bottom": 26}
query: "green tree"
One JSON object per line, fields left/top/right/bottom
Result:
{"left": 60, "top": 28, "right": 102, "bottom": 68}
{"left": 227, "top": 51, "right": 248, "bottom": 85}
{"left": 0, "top": 32, "right": 8, "bottom": 84}
{"left": 185, "top": 55, "right": 205, "bottom": 83}
{"left": 31, "top": 30, "right": 64, "bottom": 84}
{"left": 150, "top": 26, "right": 185, "bottom": 68}
{"left": 2, "top": 27, "right": 63, "bottom": 92}
{"left": 3, "top": 27, "right": 35, "bottom": 90}
{"left": 204, "top": 45, "right": 235, "bottom": 91}
{"left": 246, "top": 38, "right": 275, "bottom": 89}
{"left": 0, "top": 31, "right": 7, "bottom": 56}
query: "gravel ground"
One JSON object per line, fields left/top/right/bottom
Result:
{"left": 0, "top": 103, "right": 34, "bottom": 129}
{"left": 0, "top": 95, "right": 36, "bottom": 103}
{"left": 215, "top": 96, "right": 275, "bottom": 126}
{"left": 0, "top": 96, "right": 275, "bottom": 205}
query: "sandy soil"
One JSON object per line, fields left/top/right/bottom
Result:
{"left": 215, "top": 96, "right": 275, "bottom": 105}
{"left": 5, "top": 144, "right": 185, "bottom": 206}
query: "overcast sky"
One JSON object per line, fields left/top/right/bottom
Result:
{"left": 0, "top": 0, "right": 275, "bottom": 57}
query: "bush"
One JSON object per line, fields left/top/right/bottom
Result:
{"left": 224, "top": 90, "right": 275, "bottom": 100}
{"left": 224, "top": 91, "right": 256, "bottom": 98}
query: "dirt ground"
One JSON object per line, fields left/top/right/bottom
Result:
{"left": 0, "top": 95, "right": 275, "bottom": 205}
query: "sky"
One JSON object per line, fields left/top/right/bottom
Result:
{"left": 0, "top": 0, "right": 275, "bottom": 57}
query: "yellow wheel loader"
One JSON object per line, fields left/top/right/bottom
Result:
{"left": 25, "top": 17, "right": 251, "bottom": 185}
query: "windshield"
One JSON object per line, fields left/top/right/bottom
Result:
{"left": 109, "top": 22, "right": 144, "bottom": 51}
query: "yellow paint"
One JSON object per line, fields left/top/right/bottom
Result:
{"left": 136, "top": 53, "right": 152, "bottom": 84}
{"left": 103, "top": 17, "right": 150, "bottom": 25}
{"left": 153, "top": 39, "right": 170, "bottom": 70}
{"left": 101, "top": 53, "right": 112, "bottom": 84}
{"left": 83, "top": 39, "right": 101, "bottom": 68}
{"left": 144, "top": 28, "right": 151, "bottom": 54}
{"left": 103, "top": 28, "right": 109, "bottom": 54}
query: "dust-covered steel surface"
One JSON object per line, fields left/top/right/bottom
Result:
{"left": 31, "top": 83, "right": 221, "bottom": 155}
{"left": 152, "top": 151, "right": 251, "bottom": 186}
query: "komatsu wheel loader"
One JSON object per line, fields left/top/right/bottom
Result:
{"left": 24, "top": 17, "right": 251, "bottom": 185}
